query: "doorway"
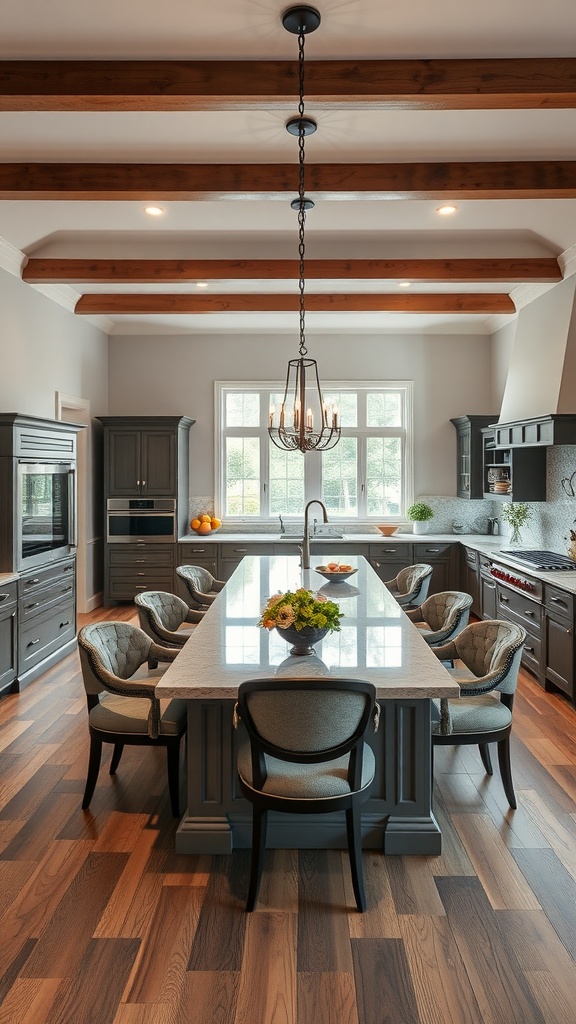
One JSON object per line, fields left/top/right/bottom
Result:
{"left": 55, "top": 393, "right": 97, "bottom": 613}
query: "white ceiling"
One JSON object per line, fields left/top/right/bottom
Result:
{"left": 1, "top": 0, "right": 576, "bottom": 335}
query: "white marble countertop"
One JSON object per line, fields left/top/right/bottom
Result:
{"left": 0, "top": 572, "right": 18, "bottom": 585}
{"left": 156, "top": 555, "right": 460, "bottom": 701}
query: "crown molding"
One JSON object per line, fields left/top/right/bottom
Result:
{"left": 32, "top": 282, "right": 113, "bottom": 333}
{"left": 0, "top": 235, "right": 26, "bottom": 277}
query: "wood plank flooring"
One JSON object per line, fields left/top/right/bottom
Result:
{"left": 1, "top": 605, "right": 576, "bottom": 1024}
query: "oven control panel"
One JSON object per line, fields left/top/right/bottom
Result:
{"left": 481, "top": 558, "right": 542, "bottom": 600}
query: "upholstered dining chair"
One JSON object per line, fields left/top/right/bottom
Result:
{"left": 234, "top": 677, "right": 380, "bottom": 912}
{"left": 176, "top": 564, "right": 225, "bottom": 608}
{"left": 406, "top": 591, "right": 473, "bottom": 646}
{"left": 77, "top": 622, "right": 186, "bottom": 816}
{"left": 135, "top": 591, "right": 203, "bottom": 652}
{"left": 384, "top": 563, "right": 433, "bottom": 608}
{"left": 431, "top": 619, "right": 526, "bottom": 808}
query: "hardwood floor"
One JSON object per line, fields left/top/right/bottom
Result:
{"left": 1, "top": 606, "right": 576, "bottom": 1024}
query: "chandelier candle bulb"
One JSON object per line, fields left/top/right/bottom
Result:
{"left": 269, "top": 405, "right": 275, "bottom": 427}
{"left": 332, "top": 404, "right": 339, "bottom": 428}
{"left": 306, "top": 408, "right": 313, "bottom": 430}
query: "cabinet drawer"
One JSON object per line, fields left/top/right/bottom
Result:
{"left": 20, "top": 577, "right": 75, "bottom": 623}
{"left": 463, "top": 546, "right": 479, "bottom": 568}
{"left": 178, "top": 544, "right": 218, "bottom": 563}
{"left": 369, "top": 543, "right": 412, "bottom": 559}
{"left": 19, "top": 601, "right": 75, "bottom": 673}
{"left": 497, "top": 587, "right": 542, "bottom": 633}
{"left": 108, "top": 574, "right": 175, "bottom": 601}
{"left": 19, "top": 558, "right": 75, "bottom": 596}
{"left": 544, "top": 585, "right": 573, "bottom": 618}
{"left": 108, "top": 546, "right": 175, "bottom": 567}
{"left": 521, "top": 632, "right": 543, "bottom": 675}
{"left": 413, "top": 543, "right": 454, "bottom": 559}
{"left": 220, "top": 544, "right": 274, "bottom": 557}
{"left": 0, "top": 580, "right": 17, "bottom": 611}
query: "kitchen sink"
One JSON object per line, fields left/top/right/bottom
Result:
{"left": 277, "top": 535, "right": 303, "bottom": 541}
{"left": 277, "top": 533, "right": 346, "bottom": 541}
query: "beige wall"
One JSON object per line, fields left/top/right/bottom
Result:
{"left": 107, "top": 331, "right": 495, "bottom": 498}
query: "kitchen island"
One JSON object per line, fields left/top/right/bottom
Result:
{"left": 156, "top": 555, "right": 459, "bottom": 855}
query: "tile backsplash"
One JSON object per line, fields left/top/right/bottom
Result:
{"left": 189, "top": 447, "right": 576, "bottom": 553}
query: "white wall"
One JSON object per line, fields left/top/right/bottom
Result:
{"left": 107, "top": 331, "right": 494, "bottom": 498}
{"left": 490, "top": 320, "right": 517, "bottom": 410}
{"left": 0, "top": 267, "right": 109, "bottom": 600}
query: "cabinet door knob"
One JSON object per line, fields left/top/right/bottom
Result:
{"left": 500, "top": 595, "right": 509, "bottom": 602}
{"left": 525, "top": 646, "right": 535, "bottom": 653}
{"left": 524, "top": 609, "right": 535, "bottom": 617}
{"left": 60, "top": 620, "right": 71, "bottom": 628}
{"left": 27, "top": 638, "right": 41, "bottom": 647}
{"left": 425, "top": 548, "right": 440, "bottom": 553}
{"left": 0, "top": 594, "right": 9, "bottom": 603}
{"left": 550, "top": 596, "right": 569, "bottom": 607}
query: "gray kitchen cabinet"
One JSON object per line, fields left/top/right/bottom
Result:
{"left": 369, "top": 542, "right": 413, "bottom": 584}
{"left": 106, "top": 544, "right": 175, "bottom": 602}
{"left": 176, "top": 543, "right": 219, "bottom": 602}
{"left": 219, "top": 543, "right": 274, "bottom": 581}
{"left": 0, "top": 580, "right": 17, "bottom": 695}
{"left": 543, "top": 584, "right": 574, "bottom": 701}
{"left": 17, "top": 557, "right": 76, "bottom": 688}
{"left": 415, "top": 542, "right": 456, "bottom": 596}
{"left": 451, "top": 415, "right": 496, "bottom": 499}
{"left": 100, "top": 417, "right": 194, "bottom": 497}
{"left": 461, "top": 545, "right": 480, "bottom": 615}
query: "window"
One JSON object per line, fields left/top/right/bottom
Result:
{"left": 216, "top": 381, "right": 413, "bottom": 520}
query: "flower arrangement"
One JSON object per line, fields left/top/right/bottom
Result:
{"left": 500, "top": 501, "right": 532, "bottom": 544}
{"left": 258, "top": 588, "right": 343, "bottom": 633}
{"left": 407, "top": 501, "right": 434, "bottom": 522}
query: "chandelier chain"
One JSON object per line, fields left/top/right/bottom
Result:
{"left": 297, "top": 25, "right": 307, "bottom": 359}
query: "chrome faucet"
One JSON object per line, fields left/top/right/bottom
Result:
{"left": 302, "top": 499, "right": 328, "bottom": 569}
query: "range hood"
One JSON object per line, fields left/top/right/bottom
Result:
{"left": 495, "top": 277, "right": 576, "bottom": 446}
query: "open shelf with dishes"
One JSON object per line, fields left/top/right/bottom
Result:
{"left": 481, "top": 428, "right": 546, "bottom": 501}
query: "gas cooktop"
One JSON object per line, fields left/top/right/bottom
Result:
{"left": 498, "top": 550, "right": 576, "bottom": 571}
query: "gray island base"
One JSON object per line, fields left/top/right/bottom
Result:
{"left": 155, "top": 556, "right": 459, "bottom": 855}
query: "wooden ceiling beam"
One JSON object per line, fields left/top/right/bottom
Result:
{"left": 74, "top": 293, "right": 516, "bottom": 314}
{"left": 1, "top": 58, "right": 575, "bottom": 111}
{"left": 4, "top": 162, "right": 576, "bottom": 201}
{"left": 23, "top": 258, "right": 561, "bottom": 284}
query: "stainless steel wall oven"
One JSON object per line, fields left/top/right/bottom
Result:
{"left": 17, "top": 461, "right": 77, "bottom": 570}
{"left": 106, "top": 498, "right": 177, "bottom": 543}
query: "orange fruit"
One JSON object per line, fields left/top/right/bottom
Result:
{"left": 197, "top": 522, "right": 212, "bottom": 534}
{"left": 211, "top": 517, "right": 221, "bottom": 529}
{"left": 191, "top": 518, "right": 201, "bottom": 530}
{"left": 200, "top": 514, "right": 211, "bottom": 523}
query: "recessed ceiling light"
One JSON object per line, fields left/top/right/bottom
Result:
{"left": 436, "top": 204, "right": 458, "bottom": 216}
{"left": 196, "top": 282, "right": 209, "bottom": 288}
{"left": 144, "top": 205, "right": 164, "bottom": 217}
{"left": 398, "top": 281, "right": 411, "bottom": 288}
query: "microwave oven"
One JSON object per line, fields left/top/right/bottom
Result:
{"left": 106, "top": 498, "right": 177, "bottom": 543}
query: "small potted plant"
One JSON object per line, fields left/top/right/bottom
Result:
{"left": 500, "top": 502, "right": 532, "bottom": 546}
{"left": 258, "top": 588, "right": 343, "bottom": 656}
{"left": 406, "top": 501, "right": 435, "bottom": 535}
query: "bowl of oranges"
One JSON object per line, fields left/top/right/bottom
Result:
{"left": 190, "top": 514, "right": 222, "bottom": 536}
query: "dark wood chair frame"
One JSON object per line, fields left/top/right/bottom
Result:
{"left": 236, "top": 677, "right": 378, "bottom": 912}
{"left": 432, "top": 691, "right": 517, "bottom": 808}
{"left": 82, "top": 694, "right": 185, "bottom": 817}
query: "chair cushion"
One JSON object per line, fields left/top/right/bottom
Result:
{"left": 237, "top": 742, "right": 375, "bottom": 799}
{"left": 431, "top": 694, "right": 512, "bottom": 735}
{"left": 90, "top": 693, "right": 187, "bottom": 736}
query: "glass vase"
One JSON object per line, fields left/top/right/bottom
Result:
{"left": 509, "top": 524, "right": 522, "bottom": 546}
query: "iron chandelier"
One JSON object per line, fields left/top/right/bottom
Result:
{"left": 268, "top": 5, "right": 341, "bottom": 454}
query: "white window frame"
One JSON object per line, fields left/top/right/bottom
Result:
{"left": 215, "top": 380, "right": 414, "bottom": 522}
